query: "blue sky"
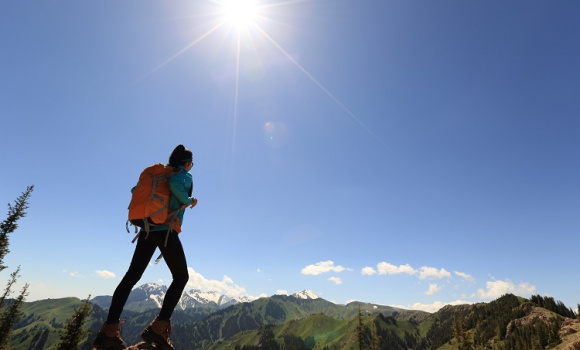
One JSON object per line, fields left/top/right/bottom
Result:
{"left": 1, "top": 0, "right": 579, "bottom": 313}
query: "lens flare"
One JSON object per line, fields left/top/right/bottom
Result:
{"left": 264, "top": 121, "right": 289, "bottom": 148}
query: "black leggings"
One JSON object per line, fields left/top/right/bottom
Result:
{"left": 107, "top": 230, "right": 189, "bottom": 322}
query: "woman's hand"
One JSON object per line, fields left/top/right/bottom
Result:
{"left": 189, "top": 197, "right": 198, "bottom": 208}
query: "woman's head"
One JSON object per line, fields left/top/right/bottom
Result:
{"left": 168, "top": 144, "right": 193, "bottom": 168}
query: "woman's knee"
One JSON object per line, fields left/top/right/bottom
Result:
{"left": 173, "top": 269, "right": 189, "bottom": 286}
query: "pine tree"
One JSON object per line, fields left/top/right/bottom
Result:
{"left": 354, "top": 305, "right": 372, "bottom": 350}
{"left": 0, "top": 267, "right": 20, "bottom": 309}
{"left": 453, "top": 314, "right": 473, "bottom": 350}
{"left": 55, "top": 296, "right": 93, "bottom": 350}
{"left": 370, "top": 321, "right": 380, "bottom": 350}
{"left": 0, "top": 185, "right": 34, "bottom": 272}
{"left": 356, "top": 306, "right": 365, "bottom": 350}
{"left": 452, "top": 314, "right": 461, "bottom": 345}
{"left": 0, "top": 283, "right": 29, "bottom": 349}
{"left": 258, "top": 325, "right": 279, "bottom": 350}
{"left": 461, "top": 317, "right": 473, "bottom": 350}
{"left": 0, "top": 186, "right": 34, "bottom": 349}
{"left": 282, "top": 334, "right": 307, "bottom": 350}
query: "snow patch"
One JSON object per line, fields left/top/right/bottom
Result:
{"left": 150, "top": 295, "right": 163, "bottom": 308}
{"left": 292, "top": 290, "right": 319, "bottom": 299}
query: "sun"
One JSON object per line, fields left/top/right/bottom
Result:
{"left": 219, "top": 0, "right": 260, "bottom": 29}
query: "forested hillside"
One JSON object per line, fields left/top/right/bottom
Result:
{"left": 6, "top": 293, "right": 580, "bottom": 349}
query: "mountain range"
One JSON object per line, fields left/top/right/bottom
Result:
{"left": 90, "top": 283, "right": 316, "bottom": 313}
{"left": 91, "top": 283, "right": 254, "bottom": 313}
{"left": 8, "top": 283, "right": 580, "bottom": 350}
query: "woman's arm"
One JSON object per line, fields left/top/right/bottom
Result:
{"left": 170, "top": 173, "right": 194, "bottom": 205}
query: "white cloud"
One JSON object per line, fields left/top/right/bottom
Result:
{"left": 186, "top": 267, "right": 248, "bottom": 297}
{"left": 377, "top": 262, "right": 416, "bottom": 275}
{"left": 276, "top": 290, "right": 288, "bottom": 295}
{"left": 68, "top": 271, "right": 80, "bottom": 278}
{"left": 419, "top": 266, "right": 451, "bottom": 280}
{"left": 301, "top": 260, "right": 349, "bottom": 275}
{"left": 477, "top": 279, "right": 536, "bottom": 300}
{"left": 328, "top": 276, "right": 342, "bottom": 285}
{"left": 410, "top": 301, "right": 446, "bottom": 313}
{"left": 454, "top": 271, "right": 475, "bottom": 282}
{"left": 361, "top": 267, "right": 377, "bottom": 275}
{"left": 410, "top": 299, "right": 472, "bottom": 313}
{"left": 95, "top": 270, "right": 116, "bottom": 279}
{"left": 425, "top": 283, "right": 441, "bottom": 295}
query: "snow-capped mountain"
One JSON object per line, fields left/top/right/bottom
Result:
{"left": 130, "top": 282, "right": 167, "bottom": 306}
{"left": 178, "top": 288, "right": 252, "bottom": 310}
{"left": 91, "top": 283, "right": 253, "bottom": 313}
{"left": 92, "top": 284, "right": 319, "bottom": 313}
{"left": 292, "top": 289, "right": 319, "bottom": 300}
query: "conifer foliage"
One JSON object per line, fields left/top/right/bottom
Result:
{"left": 0, "top": 268, "right": 21, "bottom": 309}
{"left": 0, "top": 185, "right": 34, "bottom": 272}
{"left": 355, "top": 306, "right": 366, "bottom": 350}
{"left": 353, "top": 306, "right": 383, "bottom": 350}
{"left": 0, "top": 186, "right": 34, "bottom": 348}
{"left": 0, "top": 269, "right": 28, "bottom": 349}
{"left": 530, "top": 295, "right": 576, "bottom": 318}
{"left": 55, "top": 296, "right": 93, "bottom": 350}
{"left": 452, "top": 314, "right": 472, "bottom": 350}
{"left": 258, "top": 325, "right": 278, "bottom": 350}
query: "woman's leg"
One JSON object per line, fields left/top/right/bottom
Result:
{"left": 106, "top": 231, "right": 158, "bottom": 323}
{"left": 156, "top": 231, "right": 189, "bottom": 320}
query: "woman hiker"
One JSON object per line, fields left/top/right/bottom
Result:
{"left": 92, "top": 144, "right": 197, "bottom": 350}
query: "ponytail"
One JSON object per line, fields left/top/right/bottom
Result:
{"left": 168, "top": 144, "right": 193, "bottom": 168}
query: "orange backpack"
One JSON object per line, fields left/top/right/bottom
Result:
{"left": 127, "top": 163, "right": 183, "bottom": 235}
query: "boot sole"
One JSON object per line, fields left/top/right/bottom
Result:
{"left": 140, "top": 328, "right": 173, "bottom": 350}
{"left": 92, "top": 333, "right": 126, "bottom": 350}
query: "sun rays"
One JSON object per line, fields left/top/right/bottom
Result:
{"left": 253, "top": 25, "right": 385, "bottom": 145}
{"left": 141, "top": 0, "right": 379, "bottom": 145}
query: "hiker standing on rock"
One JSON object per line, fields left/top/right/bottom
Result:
{"left": 92, "top": 144, "right": 197, "bottom": 350}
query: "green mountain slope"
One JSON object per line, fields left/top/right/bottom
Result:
{"left": 171, "top": 295, "right": 403, "bottom": 349}
{"left": 9, "top": 297, "right": 106, "bottom": 350}
{"left": 5, "top": 293, "right": 578, "bottom": 350}
{"left": 209, "top": 313, "right": 357, "bottom": 350}
{"left": 208, "top": 311, "right": 427, "bottom": 350}
{"left": 201, "top": 294, "right": 580, "bottom": 350}
{"left": 9, "top": 297, "right": 216, "bottom": 349}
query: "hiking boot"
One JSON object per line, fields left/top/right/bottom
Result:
{"left": 92, "top": 321, "right": 127, "bottom": 350}
{"left": 140, "top": 317, "right": 174, "bottom": 350}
